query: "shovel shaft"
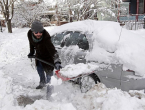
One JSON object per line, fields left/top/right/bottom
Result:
{"left": 31, "top": 56, "right": 71, "bottom": 81}
{"left": 34, "top": 57, "right": 55, "bottom": 68}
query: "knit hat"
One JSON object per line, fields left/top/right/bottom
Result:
{"left": 31, "top": 20, "right": 44, "bottom": 32}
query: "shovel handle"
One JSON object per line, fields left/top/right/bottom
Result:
{"left": 32, "top": 56, "right": 55, "bottom": 68}
{"left": 32, "top": 56, "right": 70, "bottom": 81}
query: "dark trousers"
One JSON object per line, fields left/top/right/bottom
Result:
{"left": 37, "top": 61, "right": 53, "bottom": 84}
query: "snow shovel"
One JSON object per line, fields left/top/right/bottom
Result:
{"left": 33, "top": 56, "right": 95, "bottom": 82}
{"left": 31, "top": 56, "right": 71, "bottom": 81}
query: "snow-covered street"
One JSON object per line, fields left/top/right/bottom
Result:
{"left": 1, "top": 26, "right": 145, "bottom": 110}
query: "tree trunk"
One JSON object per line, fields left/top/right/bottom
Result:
{"left": 7, "top": 19, "right": 12, "bottom": 33}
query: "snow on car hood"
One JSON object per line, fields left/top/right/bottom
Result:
{"left": 49, "top": 20, "right": 145, "bottom": 77}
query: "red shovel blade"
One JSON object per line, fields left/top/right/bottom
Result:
{"left": 55, "top": 70, "right": 71, "bottom": 81}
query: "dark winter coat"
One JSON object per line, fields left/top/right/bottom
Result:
{"left": 27, "top": 29, "right": 60, "bottom": 72}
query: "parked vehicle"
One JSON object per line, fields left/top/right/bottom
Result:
{"left": 50, "top": 20, "right": 145, "bottom": 93}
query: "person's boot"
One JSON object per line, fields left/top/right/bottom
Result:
{"left": 36, "top": 82, "right": 45, "bottom": 89}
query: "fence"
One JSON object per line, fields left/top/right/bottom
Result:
{"left": 119, "top": 14, "right": 145, "bottom": 30}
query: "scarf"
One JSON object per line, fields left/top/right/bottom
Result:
{"left": 32, "top": 34, "right": 43, "bottom": 43}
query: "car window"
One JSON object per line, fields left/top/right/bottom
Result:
{"left": 61, "top": 33, "right": 71, "bottom": 47}
{"left": 51, "top": 33, "right": 63, "bottom": 45}
{"left": 62, "top": 31, "right": 89, "bottom": 50}
{"left": 78, "top": 34, "right": 89, "bottom": 50}
{"left": 51, "top": 31, "right": 70, "bottom": 46}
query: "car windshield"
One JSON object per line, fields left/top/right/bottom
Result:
{"left": 52, "top": 31, "right": 89, "bottom": 50}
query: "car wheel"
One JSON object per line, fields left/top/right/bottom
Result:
{"left": 80, "top": 73, "right": 100, "bottom": 93}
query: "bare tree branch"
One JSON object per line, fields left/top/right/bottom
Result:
{"left": 0, "top": 0, "right": 17, "bottom": 33}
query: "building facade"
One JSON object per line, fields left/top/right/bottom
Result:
{"left": 120, "top": 0, "right": 145, "bottom": 21}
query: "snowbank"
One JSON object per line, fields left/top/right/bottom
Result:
{"left": 0, "top": 70, "right": 15, "bottom": 109}
{"left": 75, "top": 83, "right": 145, "bottom": 110}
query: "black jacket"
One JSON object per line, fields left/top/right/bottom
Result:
{"left": 27, "top": 29, "right": 60, "bottom": 71}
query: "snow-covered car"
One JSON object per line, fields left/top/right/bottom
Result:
{"left": 50, "top": 20, "right": 145, "bottom": 93}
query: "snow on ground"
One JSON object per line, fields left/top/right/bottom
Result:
{"left": 0, "top": 21, "right": 145, "bottom": 110}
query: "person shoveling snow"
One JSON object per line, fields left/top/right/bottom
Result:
{"left": 27, "top": 20, "right": 62, "bottom": 99}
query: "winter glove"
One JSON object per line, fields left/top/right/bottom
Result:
{"left": 55, "top": 62, "right": 62, "bottom": 70}
{"left": 27, "top": 53, "right": 35, "bottom": 58}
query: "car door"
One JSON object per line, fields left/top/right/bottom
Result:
{"left": 96, "top": 64, "right": 122, "bottom": 89}
{"left": 121, "top": 69, "right": 145, "bottom": 91}
{"left": 60, "top": 31, "right": 89, "bottom": 66}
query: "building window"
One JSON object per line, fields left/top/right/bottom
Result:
{"left": 139, "top": 0, "right": 144, "bottom": 14}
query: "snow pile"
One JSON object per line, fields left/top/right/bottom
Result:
{"left": 0, "top": 70, "right": 15, "bottom": 109}
{"left": 115, "top": 29, "right": 145, "bottom": 76}
{"left": 23, "top": 100, "right": 76, "bottom": 110}
{"left": 74, "top": 83, "right": 145, "bottom": 110}
{"left": 0, "top": 28, "right": 29, "bottom": 65}
{"left": 59, "top": 63, "right": 99, "bottom": 78}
